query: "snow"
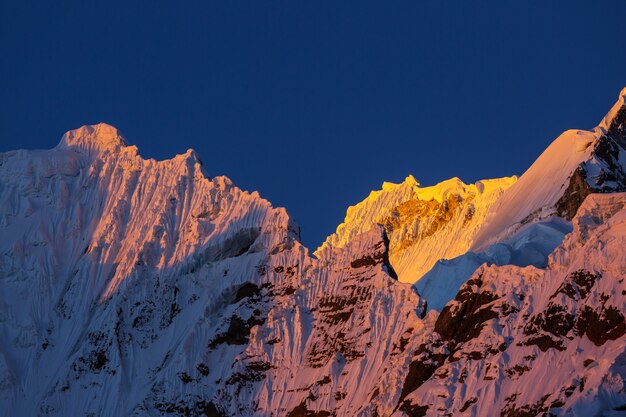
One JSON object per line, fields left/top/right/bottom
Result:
{"left": 598, "top": 86, "right": 626, "bottom": 132}
{"left": 471, "top": 128, "right": 596, "bottom": 251}
{"left": 56, "top": 123, "right": 127, "bottom": 151}
{"left": 0, "top": 87, "right": 625, "bottom": 417}
{"left": 320, "top": 90, "right": 625, "bottom": 285}
{"left": 415, "top": 218, "right": 571, "bottom": 312}
{"left": 0, "top": 126, "right": 303, "bottom": 416}
{"left": 318, "top": 175, "right": 516, "bottom": 283}
{"left": 473, "top": 88, "right": 626, "bottom": 252}
{"left": 0, "top": 126, "right": 423, "bottom": 417}
{"left": 398, "top": 193, "right": 626, "bottom": 417}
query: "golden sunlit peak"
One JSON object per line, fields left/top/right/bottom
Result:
{"left": 598, "top": 86, "right": 626, "bottom": 132}
{"left": 381, "top": 174, "right": 419, "bottom": 191}
{"left": 57, "top": 122, "right": 127, "bottom": 151}
{"left": 404, "top": 174, "right": 419, "bottom": 186}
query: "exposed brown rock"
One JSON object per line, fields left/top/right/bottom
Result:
{"left": 575, "top": 305, "right": 626, "bottom": 346}
{"left": 499, "top": 394, "right": 550, "bottom": 417}
{"left": 208, "top": 313, "right": 265, "bottom": 348}
{"left": 550, "top": 270, "right": 599, "bottom": 301}
{"left": 398, "top": 401, "right": 429, "bottom": 417}
{"left": 460, "top": 397, "right": 478, "bottom": 412}
{"left": 524, "top": 303, "right": 575, "bottom": 338}
{"left": 555, "top": 167, "right": 593, "bottom": 220}
{"left": 285, "top": 400, "right": 332, "bottom": 417}
{"left": 435, "top": 275, "right": 499, "bottom": 344}
{"left": 233, "top": 282, "right": 261, "bottom": 304}
{"left": 399, "top": 342, "right": 448, "bottom": 404}
{"left": 519, "top": 334, "right": 566, "bottom": 352}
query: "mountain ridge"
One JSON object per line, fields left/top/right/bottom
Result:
{"left": 0, "top": 88, "right": 625, "bottom": 417}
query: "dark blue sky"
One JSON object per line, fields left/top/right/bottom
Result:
{"left": 1, "top": 1, "right": 625, "bottom": 247}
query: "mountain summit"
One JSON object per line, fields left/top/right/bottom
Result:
{"left": 57, "top": 123, "right": 128, "bottom": 152}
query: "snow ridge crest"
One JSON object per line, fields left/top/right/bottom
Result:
{"left": 56, "top": 122, "right": 127, "bottom": 152}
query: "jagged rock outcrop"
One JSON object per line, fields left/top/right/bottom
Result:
{"left": 318, "top": 176, "right": 517, "bottom": 284}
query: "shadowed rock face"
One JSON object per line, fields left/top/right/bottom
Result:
{"left": 606, "top": 100, "right": 626, "bottom": 149}
{"left": 551, "top": 269, "right": 599, "bottom": 300}
{"left": 434, "top": 274, "right": 500, "bottom": 345}
{"left": 556, "top": 167, "right": 593, "bottom": 220}
{"left": 575, "top": 305, "right": 626, "bottom": 346}
{"left": 399, "top": 340, "right": 448, "bottom": 404}
{"left": 285, "top": 400, "right": 332, "bottom": 417}
{"left": 555, "top": 100, "right": 626, "bottom": 220}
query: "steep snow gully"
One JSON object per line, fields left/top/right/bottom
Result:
{"left": 0, "top": 88, "right": 625, "bottom": 417}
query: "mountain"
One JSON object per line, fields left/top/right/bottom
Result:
{"left": 0, "top": 124, "right": 421, "bottom": 417}
{"left": 397, "top": 192, "right": 626, "bottom": 417}
{"left": 0, "top": 88, "right": 625, "bottom": 417}
{"left": 323, "top": 87, "right": 626, "bottom": 312}
{"left": 472, "top": 87, "right": 626, "bottom": 250}
{"left": 317, "top": 175, "right": 517, "bottom": 284}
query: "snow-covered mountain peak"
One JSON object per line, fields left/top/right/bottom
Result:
{"left": 598, "top": 86, "right": 626, "bottom": 137}
{"left": 0, "top": 124, "right": 301, "bottom": 302}
{"left": 0, "top": 124, "right": 427, "bottom": 416}
{"left": 179, "top": 148, "right": 201, "bottom": 162}
{"left": 317, "top": 175, "right": 516, "bottom": 283}
{"left": 55, "top": 123, "right": 215, "bottom": 186}
{"left": 56, "top": 122, "right": 127, "bottom": 153}
{"left": 470, "top": 128, "right": 598, "bottom": 251}
{"left": 412, "top": 176, "right": 511, "bottom": 203}
{"left": 381, "top": 174, "right": 419, "bottom": 191}
{"left": 313, "top": 88, "right": 625, "bottom": 290}
{"left": 471, "top": 89, "right": 626, "bottom": 252}
{"left": 319, "top": 176, "right": 514, "bottom": 253}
